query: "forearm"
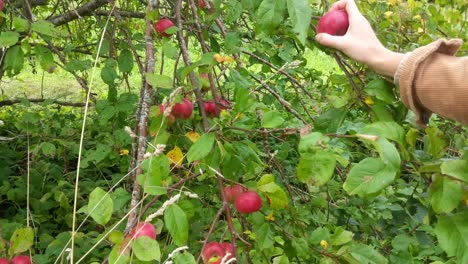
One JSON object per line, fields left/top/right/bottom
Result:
{"left": 397, "top": 38, "right": 468, "bottom": 125}
{"left": 367, "top": 47, "right": 405, "bottom": 77}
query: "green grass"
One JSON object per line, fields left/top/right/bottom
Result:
{"left": 0, "top": 47, "right": 338, "bottom": 102}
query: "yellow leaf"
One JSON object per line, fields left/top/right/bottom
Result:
{"left": 214, "top": 54, "right": 223, "bottom": 63}
{"left": 167, "top": 146, "right": 184, "bottom": 167}
{"left": 185, "top": 131, "right": 201, "bottom": 143}
{"left": 119, "top": 149, "right": 129, "bottom": 156}
{"left": 384, "top": 11, "right": 393, "bottom": 19}
{"left": 417, "top": 27, "right": 424, "bottom": 33}
{"left": 265, "top": 211, "right": 275, "bottom": 222}
{"left": 224, "top": 56, "right": 234, "bottom": 63}
{"left": 364, "top": 97, "right": 375, "bottom": 105}
{"left": 320, "top": 240, "right": 329, "bottom": 250}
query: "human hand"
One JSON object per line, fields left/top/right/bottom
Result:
{"left": 315, "top": 0, "right": 404, "bottom": 77}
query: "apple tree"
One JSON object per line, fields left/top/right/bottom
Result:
{"left": 0, "top": 0, "right": 466, "bottom": 263}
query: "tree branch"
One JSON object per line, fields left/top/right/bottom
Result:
{"left": 48, "top": 0, "right": 109, "bottom": 26}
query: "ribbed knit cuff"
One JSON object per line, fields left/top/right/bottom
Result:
{"left": 393, "top": 52, "right": 412, "bottom": 85}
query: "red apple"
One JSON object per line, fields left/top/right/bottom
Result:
{"left": 317, "top": 9, "right": 349, "bottom": 36}
{"left": 11, "top": 255, "right": 32, "bottom": 264}
{"left": 129, "top": 222, "right": 156, "bottom": 240}
{"left": 198, "top": 0, "right": 206, "bottom": 9}
{"left": 202, "top": 242, "right": 226, "bottom": 264}
{"left": 158, "top": 104, "right": 176, "bottom": 124}
{"left": 203, "top": 100, "right": 217, "bottom": 117}
{"left": 172, "top": 98, "right": 193, "bottom": 119}
{"left": 234, "top": 191, "right": 262, "bottom": 214}
{"left": 221, "top": 242, "right": 235, "bottom": 260}
{"left": 204, "top": 99, "right": 230, "bottom": 117}
{"left": 224, "top": 184, "right": 244, "bottom": 203}
{"left": 0, "top": 258, "right": 9, "bottom": 264}
{"left": 155, "top": 18, "right": 175, "bottom": 37}
{"left": 0, "top": 0, "right": 3, "bottom": 12}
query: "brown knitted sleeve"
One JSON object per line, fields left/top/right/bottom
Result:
{"left": 398, "top": 38, "right": 468, "bottom": 126}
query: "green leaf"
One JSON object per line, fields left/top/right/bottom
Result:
{"left": 371, "top": 137, "right": 401, "bottom": 169}
{"left": 13, "top": 17, "right": 30, "bottom": 32}
{"left": 143, "top": 155, "right": 170, "bottom": 195}
{"left": 257, "top": 174, "right": 288, "bottom": 209}
{"left": 186, "top": 133, "right": 215, "bottom": 162}
{"left": 0, "top": 32, "right": 20, "bottom": 48}
{"left": 35, "top": 45, "right": 55, "bottom": 72}
{"left": 256, "top": 0, "right": 287, "bottom": 33}
{"left": 108, "top": 245, "right": 130, "bottom": 264}
{"left": 31, "top": 20, "right": 67, "bottom": 38}
{"left": 164, "top": 204, "right": 189, "bottom": 246}
{"left": 286, "top": 0, "right": 312, "bottom": 45}
{"left": 40, "top": 142, "right": 56, "bottom": 157}
{"left": 146, "top": 73, "right": 173, "bottom": 89}
{"left": 360, "top": 121, "right": 405, "bottom": 146}
{"left": 343, "top": 158, "right": 397, "bottom": 197}
{"left": 345, "top": 244, "right": 388, "bottom": 264}
{"left": 435, "top": 212, "right": 468, "bottom": 264}
{"left": 330, "top": 227, "right": 353, "bottom": 246}
{"left": 441, "top": 159, "right": 468, "bottom": 183}
{"left": 133, "top": 236, "right": 161, "bottom": 261}
{"left": 365, "top": 79, "right": 396, "bottom": 104}
{"left": 88, "top": 187, "right": 113, "bottom": 226}
{"left": 256, "top": 223, "right": 274, "bottom": 250}
{"left": 262, "top": 110, "right": 284, "bottom": 128}
{"left": 101, "top": 66, "right": 118, "bottom": 86}
{"left": 429, "top": 175, "right": 464, "bottom": 213}
{"left": 173, "top": 251, "right": 197, "bottom": 264}
{"left": 4, "top": 45, "right": 24, "bottom": 76}
{"left": 298, "top": 132, "right": 325, "bottom": 154}
{"left": 118, "top": 49, "right": 134, "bottom": 73}
{"left": 9, "top": 227, "right": 34, "bottom": 255}
{"left": 297, "top": 150, "right": 336, "bottom": 187}
{"left": 424, "top": 127, "right": 447, "bottom": 159}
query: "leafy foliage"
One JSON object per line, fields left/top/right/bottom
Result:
{"left": 0, "top": 0, "right": 466, "bottom": 263}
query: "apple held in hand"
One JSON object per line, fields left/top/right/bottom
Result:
{"left": 129, "top": 222, "right": 156, "bottom": 240}
{"left": 202, "top": 242, "right": 226, "bottom": 264}
{"left": 0, "top": 258, "right": 9, "bottom": 264}
{"left": 234, "top": 191, "right": 262, "bottom": 214}
{"left": 154, "top": 18, "right": 175, "bottom": 37}
{"left": 224, "top": 184, "right": 244, "bottom": 203}
{"left": 172, "top": 98, "right": 193, "bottom": 119}
{"left": 317, "top": 9, "right": 349, "bottom": 36}
{"left": 11, "top": 255, "right": 32, "bottom": 264}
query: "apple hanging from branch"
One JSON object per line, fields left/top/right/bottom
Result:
{"left": 234, "top": 191, "right": 262, "bottom": 214}
{"left": 154, "top": 18, "right": 175, "bottom": 37}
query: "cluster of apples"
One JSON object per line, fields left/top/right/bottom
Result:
{"left": 0, "top": 256, "right": 32, "bottom": 264}
{"left": 158, "top": 97, "right": 229, "bottom": 121}
{"left": 224, "top": 184, "right": 262, "bottom": 214}
{"left": 202, "top": 241, "right": 234, "bottom": 264}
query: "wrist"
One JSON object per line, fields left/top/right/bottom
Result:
{"left": 368, "top": 47, "right": 404, "bottom": 77}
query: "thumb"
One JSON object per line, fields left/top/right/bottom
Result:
{"left": 315, "top": 33, "right": 345, "bottom": 50}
